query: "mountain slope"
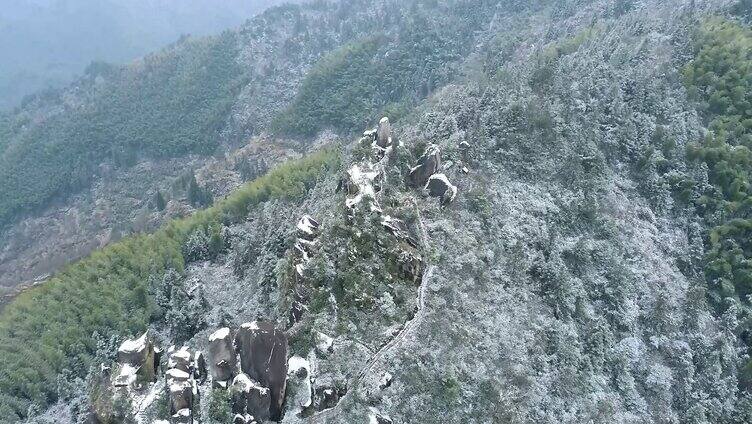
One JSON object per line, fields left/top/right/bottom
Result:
{"left": 4, "top": 0, "right": 752, "bottom": 423}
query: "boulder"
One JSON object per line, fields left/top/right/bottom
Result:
{"left": 168, "top": 348, "right": 192, "bottom": 373}
{"left": 315, "top": 386, "right": 340, "bottom": 410}
{"left": 208, "top": 327, "right": 237, "bottom": 387}
{"left": 113, "top": 363, "right": 139, "bottom": 388}
{"left": 166, "top": 368, "right": 191, "bottom": 385}
{"left": 231, "top": 373, "right": 253, "bottom": 415}
{"left": 376, "top": 117, "right": 391, "bottom": 148}
{"left": 231, "top": 373, "right": 271, "bottom": 420}
{"left": 171, "top": 408, "right": 192, "bottom": 424}
{"left": 425, "top": 173, "right": 457, "bottom": 204}
{"left": 116, "top": 331, "right": 157, "bottom": 385}
{"left": 233, "top": 414, "right": 256, "bottom": 424}
{"left": 296, "top": 215, "right": 320, "bottom": 241}
{"left": 381, "top": 216, "right": 418, "bottom": 248}
{"left": 408, "top": 144, "right": 441, "bottom": 187}
{"left": 247, "top": 380, "right": 272, "bottom": 421}
{"left": 285, "top": 356, "right": 313, "bottom": 417}
{"left": 193, "top": 351, "right": 207, "bottom": 383}
{"left": 235, "top": 322, "right": 288, "bottom": 420}
{"left": 169, "top": 382, "right": 193, "bottom": 414}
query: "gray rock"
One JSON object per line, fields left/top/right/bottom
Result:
{"left": 193, "top": 350, "right": 207, "bottom": 383}
{"left": 408, "top": 144, "right": 441, "bottom": 187}
{"left": 114, "top": 331, "right": 157, "bottom": 387}
{"left": 285, "top": 356, "right": 313, "bottom": 417}
{"left": 231, "top": 373, "right": 271, "bottom": 420}
{"left": 296, "top": 215, "right": 320, "bottom": 241}
{"left": 171, "top": 408, "right": 192, "bottom": 424}
{"left": 117, "top": 331, "right": 155, "bottom": 371}
{"left": 376, "top": 117, "right": 391, "bottom": 148}
{"left": 381, "top": 216, "right": 419, "bottom": 248}
{"left": 235, "top": 321, "right": 288, "bottom": 420}
{"left": 247, "top": 380, "right": 272, "bottom": 421}
{"left": 169, "top": 381, "right": 193, "bottom": 414}
{"left": 425, "top": 173, "right": 457, "bottom": 204}
{"left": 208, "top": 327, "right": 237, "bottom": 387}
{"left": 168, "top": 347, "right": 192, "bottom": 373}
{"left": 166, "top": 368, "right": 191, "bottom": 385}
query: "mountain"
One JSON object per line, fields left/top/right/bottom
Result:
{"left": 0, "top": 0, "right": 294, "bottom": 111}
{"left": 2, "top": 0, "right": 752, "bottom": 423}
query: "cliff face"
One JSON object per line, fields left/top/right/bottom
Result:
{"left": 4, "top": 0, "right": 752, "bottom": 423}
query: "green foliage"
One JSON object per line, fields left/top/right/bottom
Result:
{"left": 207, "top": 388, "right": 232, "bottom": 423}
{"left": 683, "top": 18, "right": 752, "bottom": 301}
{"left": 532, "top": 25, "right": 602, "bottom": 89}
{"left": 272, "top": 0, "right": 496, "bottom": 137}
{"left": 187, "top": 173, "right": 213, "bottom": 208}
{"left": 153, "top": 190, "right": 167, "bottom": 212}
{"left": 0, "top": 149, "right": 339, "bottom": 420}
{"left": 0, "top": 31, "right": 245, "bottom": 230}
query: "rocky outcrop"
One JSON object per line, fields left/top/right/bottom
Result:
{"left": 290, "top": 215, "right": 321, "bottom": 325}
{"left": 296, "top": 215, "right": 320, "bottom": 241}
{"left": 235, "top": 321, "right": 289, "bottom": 420}
{"left": 425, "top": 173, "right": 457, "bottom": 205}
{"left": 231, "top": 373, "right": 271, "bottom": 420}
{"left": 408, "top": 144, "right": 441, "bottom": 187}
{"left": 194, "top": 351, "right": 207, "bottom": 383}
{"left": 114, "top": 332, "right": 157, "bottom": 389}
{"left": 342, "top": 164, "right": 382, "bottom": 213}
{"left": 285, "top": 356, "right": 313, "bottom": 417}
{"left": 165, "top": 346, "right": 200, "bottom": 424}
{"left": 208, "top": 327, "right": 237, "bottom": 388}
{"left": 168, "top": 347, "right": 192, "bottom": 372}
{"left": 381, "top": 216, "right": 418, "bottom": 248}
{"left": 376, "top": 117, "right": 392, "bottom": 148}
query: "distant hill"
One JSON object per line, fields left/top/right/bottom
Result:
{"left": 0, "top": 0, "right": 292, "bottom": 110}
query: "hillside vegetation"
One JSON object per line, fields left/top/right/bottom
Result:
{"left": 0, "top": 32, "right": 244, "bottom": 232}
{"left": 0, "top": 149, "right": 338, "bottom": 420}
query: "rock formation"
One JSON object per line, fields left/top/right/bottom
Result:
{"left": 231, "top": 373, "right": 272, "bottom": 420}
{"left": 425, "top": 173, "right": 457, "bottom": 205}
{"left": 113, "top": 331, "right": 157, "bottom": 389}
{"left": 208, "top": 327, "right": 237, "bottom": 388}
{"left": 235, "top": 321, "right": 289, "bottom": 420}
{"left": 285, "top": 356, "right": 313, "bottom": 417}
{"left": 376, "top": 117, "right": 392, "bottom": 148}
{"left": 408, "top": 144, "right": 441, "bottom": 187}
{"left": 168, "top": 347, "right": 192, "bottom": 372}
{"left": 342, "top": 164, "right": 382, "bottom": 212}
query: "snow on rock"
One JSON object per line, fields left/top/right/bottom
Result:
{"left": 343, "top": 164, "right": 382, "bottom": 212}
{"left": 296, "top": 215, "right": 320, "bottom": 240}
{"left": 314, "top": 331, "right": 334, "bottom": 355}
{"left": 376, "top": 116, "right": 392, "bottom": 148}
{"left": 425, "top": 173, "right": 457, "bottom": 205}
{"left": 171, "top": 408, "right": 192, "bottom": 424}
{"left": 168, "top": 347, "right": 192, "bottom": 372}
{"left": 115, "top": 331, "right": 157, "bottom": 386}
{"left": 208, "top": 327, "right": 237, "bottom": 387}
{"left": 285, "top": 355, "right": 313, "bottom": 417}
{"left": 236, "top": 321, "right": 288, "bottom": 420}
{"left": 409, "top": 144, "right": 441, "bottom": 187}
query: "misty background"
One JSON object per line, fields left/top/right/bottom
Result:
{"left": 0, "top": 0, "right": 290, "bottom": 110}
